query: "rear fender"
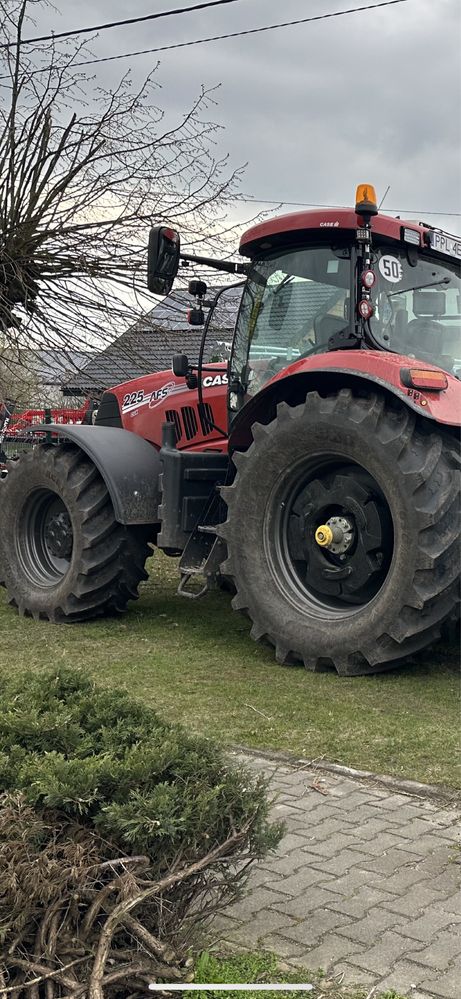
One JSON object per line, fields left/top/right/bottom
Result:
{"left": 229, "top": 354, "right": 460, "bottom": 451}
{"left": 31, "top": 425, "right": 160, "bottom": 525}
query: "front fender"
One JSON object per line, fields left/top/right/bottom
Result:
{"left": 229, "top": 351, "right": 460, "bottom": 451}
{"left": 31, "top": 425, "right": 160, "bottom": 525}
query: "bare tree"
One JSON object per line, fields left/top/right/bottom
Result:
{"left": 0, "top": 0, "right": 259, "bottom": 389}
{"left": 0, "top": 346, "right": 39, "bottom": 404}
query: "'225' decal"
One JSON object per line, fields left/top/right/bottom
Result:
{"left": 122, "top": 390, "right": 144, "bottom": 409}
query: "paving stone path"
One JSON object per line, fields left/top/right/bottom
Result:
{"left": 216, "top": 752, "right": 461, "bottom": 999}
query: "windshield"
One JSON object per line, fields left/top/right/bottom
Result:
{"left": 370, "top": 247, "right": 461, "bottom": 375}
{"left": 231, "top": 245, "right": 351, "bottom": 400}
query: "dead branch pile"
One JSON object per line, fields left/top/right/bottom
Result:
{"left": 0, "top": 669, "right": 282, "bottom": 998}
{"left": 0, "top": 795, "right": 255, "bottom": 998}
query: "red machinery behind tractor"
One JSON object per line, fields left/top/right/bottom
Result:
{"left": 0, "top": 185, "right": 459, "bottom": 675}
{"left": 2, "top": 401, "right": 91, "bottom": 440}
{"left": 0, "top": 400, "right": 92, "bottom": 475}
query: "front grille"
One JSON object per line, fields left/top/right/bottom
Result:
{"left": 165, "top": 409, "right": 182, "bottom": 443}
{"left": 181, "top": 406, "right": 198, "bottom": 441}
{"left": 198, "top": 402, "right": 214, "bottom": 435}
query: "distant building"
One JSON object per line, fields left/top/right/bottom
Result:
{"left": 63, "top": 286, "right": 243, "bottom": 397}
{"left": 32, "top": 350, "right": 93, "bottom": 402}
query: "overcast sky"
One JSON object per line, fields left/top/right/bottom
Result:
{"left": 30, "top": 0, "right": 461, "bottom": 239}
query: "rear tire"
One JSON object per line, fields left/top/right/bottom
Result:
{"left": 0, "top": 443, "right": 151, "bottom": 622}
{"left": 219, "top": 389, "right": 460, "bottom": 675}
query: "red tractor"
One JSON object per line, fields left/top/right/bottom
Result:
{"left": 1, "top": 185, "right": 459, "bottom": 675}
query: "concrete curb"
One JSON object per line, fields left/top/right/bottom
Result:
{"left": 231, "top": 744, "right": 461, "bottom": 806}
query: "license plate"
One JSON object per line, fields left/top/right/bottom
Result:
{"left": 429, "top": 230, "right": 461, "bottom": 261}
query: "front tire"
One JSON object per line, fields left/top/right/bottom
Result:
{"left": 0, "top": 443, "right": 151, "bottom": 621}
{"left": 219, "top": 389, "right": 460, "bottom": 675}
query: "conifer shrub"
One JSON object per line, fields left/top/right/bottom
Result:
{"left": 0, "top": 668, "right": 282, "bottom": 998}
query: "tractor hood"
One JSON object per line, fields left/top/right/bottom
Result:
{"left": 106, "top": 364, "right": 229, "bottom": 450}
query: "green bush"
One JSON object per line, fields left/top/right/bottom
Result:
{"left": 0, "top": 668, "right": 282, "bottom": 998}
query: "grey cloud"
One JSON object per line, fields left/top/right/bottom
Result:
{"left": 29, "top": 0, "right": 461, "bottom": 235}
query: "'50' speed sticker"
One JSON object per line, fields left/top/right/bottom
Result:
{"left": 379, "top": 255, "right": 403, "bottom": 284}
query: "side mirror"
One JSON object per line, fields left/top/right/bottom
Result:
{"left": 187, "top": 307, "right": 205, "bottom": 326}
{"left": 188, "top": 279, "right": 207, "bottom": 298}
{"left": 172, "top": 353, "right": 198, "bottom": 389}
{"left": 172, "top": 353, "right": 189, "bottom": 377}
{"left": 147, "top": 226, "right": 180, "bottom": 295}
{"left": 187, "top": 278, "right": 207, "bottom": 325}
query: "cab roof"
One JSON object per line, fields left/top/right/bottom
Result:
{"left": 239, "top": 208, "right": 429, "bottom": 256}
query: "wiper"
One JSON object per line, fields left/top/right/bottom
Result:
{"left": 388, "top": 276, "right": 451, "bottom": 296}
{"left": 273, "top": 275, "right": 295, "bottom": 297}
{"left": 258, "top": 274, "right": 293, "bottom": 315}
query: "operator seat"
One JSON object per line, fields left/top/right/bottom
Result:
{"left": 393, "top": 308, "right": 408, "bottom": 339}
{"left": 406, "top": 290, "right": 445, "bottom": 353}
{"left": 313, "top": 314, "right": 348, "bottom": 347}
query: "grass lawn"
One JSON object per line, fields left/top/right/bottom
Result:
{"left": 188, "top": 951, "right": 406, "bottom": 999}
{"left": 0, "top": 554, "right": 459, "bottom": 788}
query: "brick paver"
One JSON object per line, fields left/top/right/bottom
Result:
{"left": 215, "top": 752, "right": 461, "bottom": 999}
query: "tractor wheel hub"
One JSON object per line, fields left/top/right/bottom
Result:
{"left": 315, "top": 516, "right": 353, "bottom": 554}
{"left": 44, "top": 511, "right": 73, "bottom": 558}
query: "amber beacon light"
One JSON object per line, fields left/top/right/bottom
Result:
{"left": 355, "top": 184, "right": 378, "bottom": 217}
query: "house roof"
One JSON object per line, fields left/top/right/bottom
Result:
{"left": 1, "top": 349, "right": 92, "bottom": 387}
{"left": 33, "top": 349, "right": 93, "bottom": 384}
{"left": 64, "top": 286, "right": 243, "bottom": 395}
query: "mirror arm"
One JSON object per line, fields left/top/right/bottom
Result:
{"left": 180, "top": 252, "right": 249, "bottom": 275}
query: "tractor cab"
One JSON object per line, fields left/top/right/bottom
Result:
{"left": 230, "top": 240, "right": 353, "bottom": 404}
{"left": 147, "top": 184, "right": 461, "bottom": 424}
{"left": 230, "top": 221, "right": 461, "bottom": 409}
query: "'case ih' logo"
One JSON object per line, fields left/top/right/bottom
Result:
{"left": 203, "top": 373, "right": 228, "bottom": 387}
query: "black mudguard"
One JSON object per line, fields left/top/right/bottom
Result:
{"left": 31, "top": 425, "right": 160, "bottom": 525}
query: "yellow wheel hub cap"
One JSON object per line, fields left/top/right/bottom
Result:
{"left": 315, "top": 524, "right": 333, "bottom": 547}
